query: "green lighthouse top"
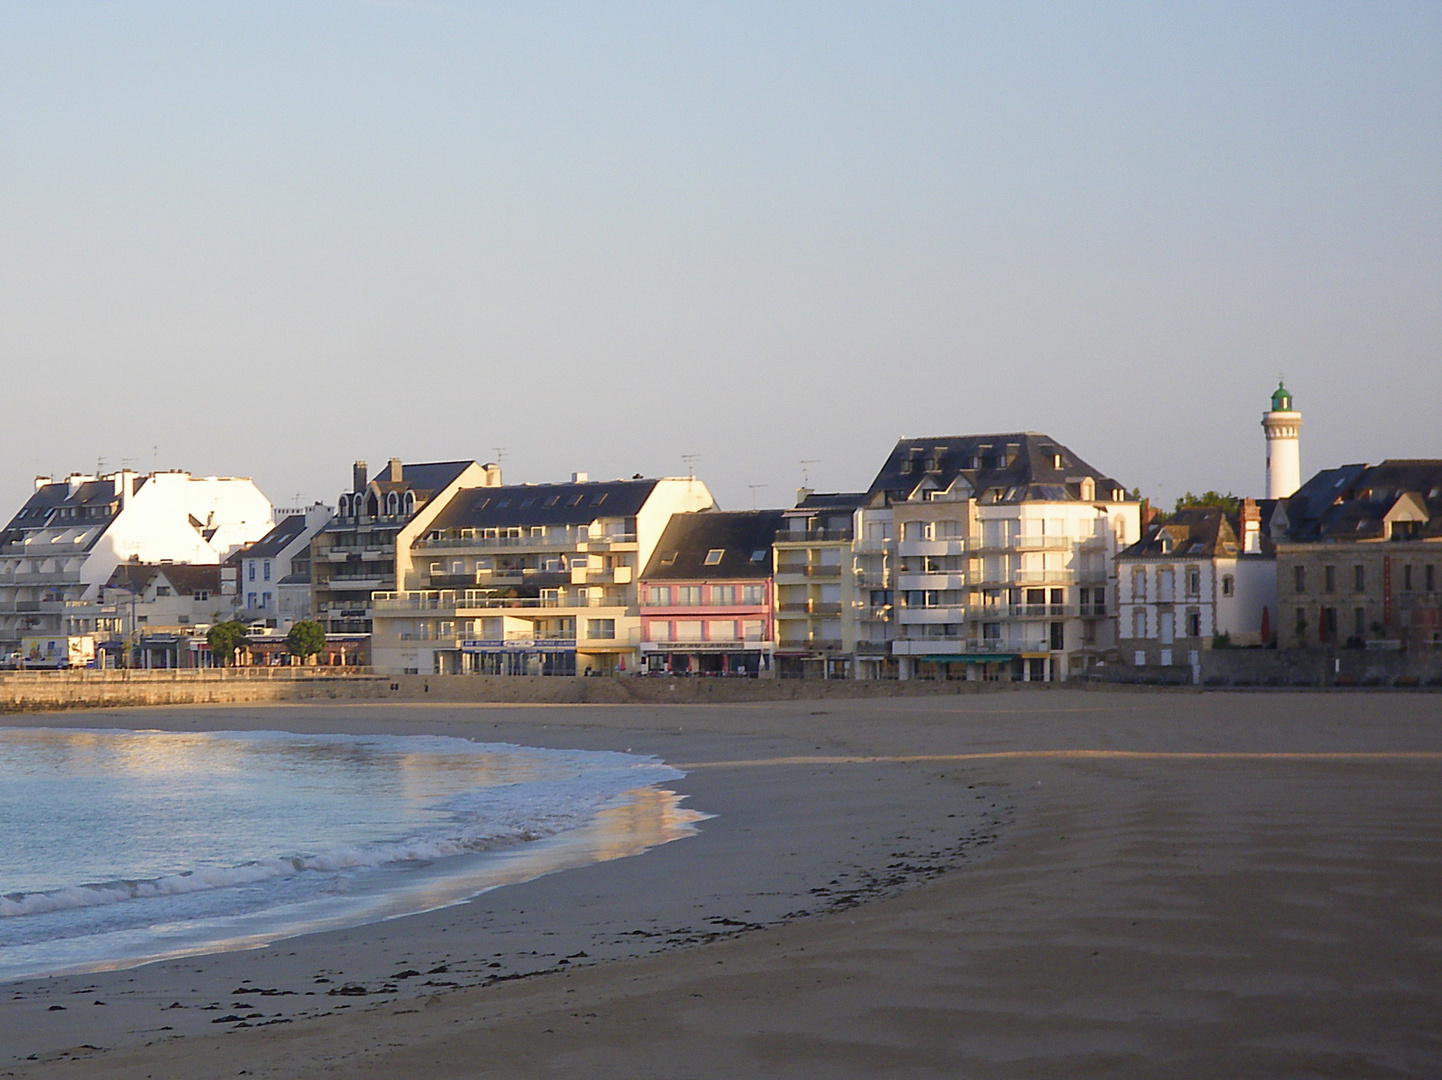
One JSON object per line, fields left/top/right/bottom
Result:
{"left": 1271, "top": 381, "right": 1293, "bottom": 411}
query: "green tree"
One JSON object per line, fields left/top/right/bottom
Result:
{"left": 1173, "top": 490, "right": 1242, "bottom": 515}
{"left": 206, "top": 620, "right": 248, "bottom": 667}
{"left": 285, "top": 619, "right": 328, "bottom": 664}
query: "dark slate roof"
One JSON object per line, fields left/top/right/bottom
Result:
{"left": 642, "top": 510, "right": 787, "bottom": 581}
{"left": 1281, "top": 460, "right": 1442, "bottom": 542}
{"left": 795, "top": 492, "right": 868, "bottom": 511}
{"left": 427, "top": 480, "right": 661, "bottom": 533}
{"left": 864, "top": 433, "right": 1130, "bottom": 506}
{"left": 2, "top": 478, "right": 123, "bottom": 541}
{"left": 105, "top": 563, "right": 222, "bottom": 595}
{"left": 241, "top": 515, "right": 309, "bottom": 559}
{"left": 1120, "top": 507, "right": 1237, "bottom": 559}
{"left": 369, "top": 461, "right": 474, "bottom": 500}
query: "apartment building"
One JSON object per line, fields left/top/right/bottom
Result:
{"left": 0, "top": 469, "right": 273, "bottom": 658}
{"left": 310, "top": 459, "right": 491, "bottom": 635}
{"left": 370, "top": 475, "right": 715, "bottom": 675}
{"left": 859, "top": 434, "right": 1138, "bottom": 682}
{"left": 638, "top": 509, "right": 784, "bottom": 676}
{"left": 1272, "top": 460, "right": 1442, "bottom": 650}
{"left": 1116, "top": 502, "right": 1278, "bottom": 673}
{"left": 772, "top": 493, "right": 867, "bottom": 679}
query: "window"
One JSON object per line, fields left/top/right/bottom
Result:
{"left": 678, "top": 585, "right": 702, "bottom": 605}
{"left": 263, "top": 561, "right": 272, "bottom": 582}
{"left": 1132, "top": 609, "right": 1146, "bottom": 639}
{"left": 1221, "top": 575, "right": 1235, "bottom": 597}
{"left": 750, "top": 549, "right": 767, "bottom": 563}
{"left": 1324, "top": 565, "right": 1335, "bottom": 592}
{"left": 155, "top": 586, "right": 171, "bottom": 597}
{"left": 194, "top": 590, "right": 209, "bottom": 602}
{"left": 709, "top": 620, "right": 737, "bottom": 641}
{"left": 248, "top": 562, "right": 256, "bottom": 581}
{"left": 742, "top": 619, "right": 765, "bottom": 641}
{"left": 674, "top": 620, "right": 703, "bottom": 641}
{"left": 742, "top": 584, "right": 764, "bottom": 605}
{"left": 649, "top": 622, "right": 671, "bottom": 642}
{"left": 659, "top": 551, "right": 678, "bottom": 566}
{"left": 1294, "top": 566, "right": 1306, "bottom": 593}
{"left": 262, "top": 591, "right": 272, "bottom": 609}
{"left": 587, "top": 619, "right": 615, "bottom": 639}
{"left": 1404, "top": 564, "right": 1414, "bottom": 591}
{"left": 1186, "top": 567, "right": 1200, "bottom": 595}
{"left": 1131, "top": 567, "right": 1147, "bottom": 601}
{"left": 1186, "top": 610, "right": 1201, "bottom": 637}
{"left": 1294, "top": 606, "right": 1306, "bottom": 640}
{"left": 1355, "top": 607, "right": 1366, "bottom": 639}
{"left": 711, "top": 585, "right": 736, "bottom": 605}
{"left": 247, "top": 592, "right": 257, "bottom": 608}
{"left": 704, "top": 549, "right": 724, "bottom": 566}
{"left": 1354, "top": 565, "right": 1365, "bottom": 592}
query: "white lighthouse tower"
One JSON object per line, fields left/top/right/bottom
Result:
{"left": 1262, "top": 381, "right": 1302, "bottom": 499}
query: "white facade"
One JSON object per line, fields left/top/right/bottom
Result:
{"left": 0, "top": 470, "right": 273, "bottom": 651}
{"left": 237, "top": 503, "right": 334, "bottom": 629}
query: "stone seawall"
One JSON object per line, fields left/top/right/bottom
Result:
{"left": 0, "top": 671, "right": 1033, "bottom": 714}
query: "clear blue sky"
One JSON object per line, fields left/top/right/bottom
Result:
{"left": 2, "top": 1, "right": 1438, "bottom": 514}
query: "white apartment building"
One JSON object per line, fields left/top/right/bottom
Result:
{"left": 371, "top": 475, "right": 715, "bottom": 675}
{"left": 856, "top": 434, "right": 1138, "bottom": 682}
{"left": 0, "top": 469, "right": 273, "bottom": 656}
{"left": 773, "top": 492, "right": 868, "bottom": 679}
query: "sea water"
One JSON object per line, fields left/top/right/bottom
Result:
{"left": 0, "top": 727, "right": 703, "bottom": 981}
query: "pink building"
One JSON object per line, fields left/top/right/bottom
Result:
{"left": 638, "top": 510, "right": 784, "bottom": 676}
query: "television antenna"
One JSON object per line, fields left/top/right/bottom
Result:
{"left": 799, "top": 460, "right": 819, "bottom": 487}
{"left": 681, "top": 454, "right": 699, "bottom": 479}
{"left": 747, "top": 483, "right": 768, "bottom": 509}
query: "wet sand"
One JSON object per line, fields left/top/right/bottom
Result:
{"left": 2, "top": 689, "right": 1441, "bottom": 1078}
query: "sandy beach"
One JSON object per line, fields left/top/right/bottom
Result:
{"left": 2, "top": 688, "right": 1440, "bottom": 1078}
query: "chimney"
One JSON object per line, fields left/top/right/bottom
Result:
{"left": 572, "top": 471, "right": 588, "bottom": 483}
{"left": 484, "top": 462, "right": 503, "bottom": 487}
{"left": 388, "top": 458, "right": 403, "bottom": 482}
{"left": 34, "top": 475, "right": 52, "bottom": 491}
{"left": 1240, "top": 497, "right": 1261, "bottom": 553}
{"left": 353, "top": 461, "right": 368, "bottom": 494}
{"left": 796, "top": 486, "right": 813, "bottom": 505}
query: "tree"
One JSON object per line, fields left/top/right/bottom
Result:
{"left": 285, "top": 619, "right": 327, "bottom": 664}
{"left": 1173, "top": 490, "right": 1242, "bottom": 515}
{"left": 206, "top": 620, "right": 248, "bottom": 667}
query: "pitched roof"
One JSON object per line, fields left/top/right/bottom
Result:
{"left": 368, "top": 461, "right": 474, "bottom": 500}
{"left": 641, "top": 510, "right": 787, "bottom": 581}
{"left": 240, "top": 515, "right": 310, "bottom": 559}
{"left": 427, "top": 479, "right": 661, "bottom": 533}
{"left": 1120, "top": 507, "right": 1238, "bottom": 559}
{"left": 105, "top": 563, "right": 222, "bottom": 595}
{"left": 1280, "top": 460, "right": 1442, "bottom": 542}
{"left": 864, "top": 433, "right": 1130, "bottom": 506}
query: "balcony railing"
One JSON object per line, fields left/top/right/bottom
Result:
{"left": 776, "top": 601, "right": 843, "bottom": 616}
{"left": 774, "top": 528, "right": 853, "bottom": 544}
{"left": 1008, "top": 604, "right": 1078, "bottom": 618}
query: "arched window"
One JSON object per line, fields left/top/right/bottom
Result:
{"left": 385, "top": 491, "right": 400, "bottom": 515}
{"left": 403, "top": 491, "right": 416, "bottom": 515}
{"left": 338, "top": 494, "right": 351, "bottom": 517}
{"left": 365, "top": 492, "right": 379, "bottom": 517}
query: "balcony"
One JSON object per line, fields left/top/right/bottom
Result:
{"left": 1013, "top": 569, "right": 1076, "bottom": 585}
{"left": 852, "top": 538, "right": 891, "bottom": 554}
{"left": 417, "top": 534, "right": 583, "bottom": 552}
{"left": 569, "top": 565, "right": 633, "bottom": 585}
{"left": 896, "top": 572, "right": 966, "bottom": 591}
{"left": 1008, "top": 604, "right": 1078, "bottom": 619}
{"left": 859, "top": 605, "right": 893, "bottom": 622}
{"left": 896, "top": 538, "right": 967, "bottom": 558}
{"left": 321, "top": 575, "right": 389, "bottom": 592}
{"left": 774, "top": 528, "right": 853, "bottom": 544}
{"left": 896, "top": 606, "right": 966, "bottom": 625}
{"left": 1013, "top": 535, "right": 1072, "bottom": 551}
{"left": 963, "top": 638, "right": 1049, "bottom": 654}
{"left": 891, "top": 637, "right": 969, "bottom": 655}
{"left": 776, "top": 600, "right": 843, "bottom": 616}
{"left": 580, "top": 533, "right": 638, "bottom": 551}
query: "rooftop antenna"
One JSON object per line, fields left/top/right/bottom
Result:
{"left": 492, "top": 447, "right": 506, "bottom": 467}
{"left": 799, "top": 460, "right": 819, "bottom": 487}
{"left": 152, "top": 445, "right": 158, "bottom": 472}
{"left": 681, "top": 454, "right": 699, "bottom": 480}
{"left": 747, "top": 483, "right": 768, "bottom": 509}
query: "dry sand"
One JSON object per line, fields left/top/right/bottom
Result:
{"left": 2, "top": 688, "right": 1441, "bottom": 1078}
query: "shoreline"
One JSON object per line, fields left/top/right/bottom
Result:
{"left": 3, "top": 691, "right": 1441, "bottom": 1078}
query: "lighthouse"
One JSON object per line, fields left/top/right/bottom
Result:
{"left": 1262, "top": 381, "right": 1302, "bottom": 499}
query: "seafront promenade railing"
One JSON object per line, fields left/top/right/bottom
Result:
{"left": 0, "top": 667, "right": 375, "bottom": 682}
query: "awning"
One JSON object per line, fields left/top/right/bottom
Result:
{"left": 913, "top": 654, "right": 1017, "bottom": 663}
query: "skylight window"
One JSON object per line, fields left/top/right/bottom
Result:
{"left": 660, "top": 551, "right": 678, "bottom": 566}
{"left": 590, "top": 493, "right": 607, "bottom": 506}
{"left": 544, "top": 495, "right": 560, "bottom": 507}
{"left": 750, "top": 549, "right": 766, "bottom": 562}
{"left": 704, "top": 549, "right": 724, "bottom": 566}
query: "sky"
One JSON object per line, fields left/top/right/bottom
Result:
{"left": 2, "top": 1, "right": 1438, "bottom": 517}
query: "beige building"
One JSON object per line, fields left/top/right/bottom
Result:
{"left": 856, "top": 434, "right": 1138, "bottom": 682}
{"left": 371, "top": 475, "right": 715, "bottom": 675}
{"left": 310, "top": 459, "right": 492, "bottom": 635}
{"left": 1272, "top": 461, "right": 1442, "bottom": 650}
{"left": 772, "top": 492, "right": 867, "bottom": 679}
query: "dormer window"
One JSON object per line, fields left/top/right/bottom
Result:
{"left": 704, "top": 549, "right": 724, "bottom": 566}
{"left": 1159, "top": 537, "right": 1173, "bottom": 554}
{"left": 900, "top": 460, "right": 913, "bottom": 474}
